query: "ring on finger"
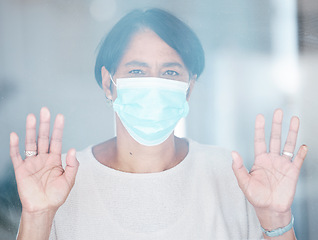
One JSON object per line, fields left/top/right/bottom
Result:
{"left": 282, "top": 151, "right": 294, "bottom": 158}
{"left": 25, "top": 150, "right": 37, "bottom": 157}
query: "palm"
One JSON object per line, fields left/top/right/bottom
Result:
{"left": 10, "top": 107, "right": 79, "bottom": 214}
{"left": 244, "top": 153, "right": 299, "bottom": 212}
{"left": 232, "top": 109, "right": 307, "bottom": 214}
{"left": 15, "top": 154, "right": 67, "bottom": 212}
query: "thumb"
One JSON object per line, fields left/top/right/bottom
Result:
{"left": 231, "top": 151, "right": 250, "bottom": 192}
{"left": 64, "top": 148, "right": 79, "bottom": 188}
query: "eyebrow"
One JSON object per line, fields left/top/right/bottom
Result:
{"left": 162, "top": 62, "right": 184, "bottom": 69}
{"left": 125, "top": 61, "right": 184, "bottom": 69}
{"left": 125, "top": 61, "right": 149, "bottom": 67}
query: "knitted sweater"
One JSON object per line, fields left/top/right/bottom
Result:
{"left": 50, "top": 139, "right": 262, "bottom": 240}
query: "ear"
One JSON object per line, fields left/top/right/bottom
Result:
{"left": 101, "top": 66, "right": 113, "bottom": 100}
{"left": 186, "top": 74, "right": 197, "bottom": 101}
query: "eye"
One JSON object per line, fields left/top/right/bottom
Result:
{"left": 129, "top": 69, "right": 144, "bottom": 75}
{"left": 164, "top": 70, "right": 179, "bottom": 76}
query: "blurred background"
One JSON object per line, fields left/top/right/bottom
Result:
{"left": 0, "top": 0, "right": 317, "bottom": 239}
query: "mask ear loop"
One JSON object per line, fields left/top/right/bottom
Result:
{"left": 185, "top": 76, "right": 193, "bottom": 96}
{"left": 186, "top": 80, "right": 191, "bottom": 91}
{"left": 110, "top": 74, "right": 117, "bottom": 88}
{"left": 105, "top": 74, "right": 117, "bottom": 107}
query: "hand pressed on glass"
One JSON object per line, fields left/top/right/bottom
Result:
{"left": 9, "top": 107, "right": 79, "bottom": 214}
{"left": 232, "top": 109, "right": 307, "bottom": 237}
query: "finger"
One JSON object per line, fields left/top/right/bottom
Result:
{"left": 232, "top": 151, "right": 251, "bottom": 192}
{"left": 293, "top": 145, "right": 307, "bottom": 170}
{"left": 269, "top": 109, "right": 283, "bottom": 154}
{"left": 282, "top": 116, "right": 300, "bottom": 159}
{"left": 64, "top": 149, "right": 79, "bottom": 188}
{"left": 38, "top": 107, "right": 51, "bottom": 154}
{"left": 25, "top": 114, "right": 37, "bottom": 156}
{"left": 49, "top": 114, "right": 64, "bottom": 155}
{"left": 254, "top": 114, "right": 267, "bottom": 158}
{"left": 10, "top": 132, "right": 23, "bottom": 169}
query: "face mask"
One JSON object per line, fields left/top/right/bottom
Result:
{"left": 111, "top": 76, "right": 190, "bottom": 146}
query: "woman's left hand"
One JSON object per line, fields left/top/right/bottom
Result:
{"left": 232, "top": 109, "right": 307, "bottom": 228}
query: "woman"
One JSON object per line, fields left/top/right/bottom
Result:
{"left": 10, "top": 8, "right": 307, "bottom": 240}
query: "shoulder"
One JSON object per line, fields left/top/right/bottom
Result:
{"left": 58, "top": 145, "right": 97, "bottom": 213}
{"left": 187, "top": 138, "right": 233, "bottom": 175}
{"left": 186, "top": 139, "right": 262, "bottom": 237}
{"left": 60, "top": 145, "right": 97, "bottom": 194}
{"left": 187, "top": 138, "right": 243, "bottom": 209}
{"left": 188, "top": 138, "right": 232, "bottom": 159}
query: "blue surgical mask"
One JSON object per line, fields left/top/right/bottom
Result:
{"left": 111, "top": 76, "right": 190, "bottom": 146}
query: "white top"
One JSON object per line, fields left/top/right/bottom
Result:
{"left": 50, "top": 139, "right": 263, "bottom": 240}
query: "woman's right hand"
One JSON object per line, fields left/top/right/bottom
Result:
{"left": 10, "top": 107, "right": 79, "bottom": 215}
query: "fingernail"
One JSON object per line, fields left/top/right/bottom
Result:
{"left": 276, "top": 109, "right": 283, "bottom": 120}
{"left": 70, "top": 148, "right": 76, "bottom": 156}
{"left": 10, "top": 132, "right": 16, "bottom": 142}
{"left": 231, "top": 152, "right": 239, "bottom": 164}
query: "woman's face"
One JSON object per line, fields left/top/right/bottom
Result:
{"left": 101, "top": 28, "right": 196, "bottom": 144}
{"left": 102, "top": 28, "right": 195, "bottom": 100}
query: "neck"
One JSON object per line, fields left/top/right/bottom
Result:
{"left": 93, "top": 117, "right": 188, "bottom": 173}
{"left": 115, "top": 118, "right": 181, "bottom": 173}
{"left": 117, "top": 138, "right": 181, "bottom": 173}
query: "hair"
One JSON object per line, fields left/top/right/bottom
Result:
{"left": 94, "top": 8, "right": 205, "bottom": 88}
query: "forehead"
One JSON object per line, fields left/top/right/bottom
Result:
{"left": 118, "top": 29, "right": 185, "bottom": 66}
